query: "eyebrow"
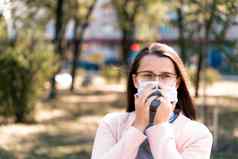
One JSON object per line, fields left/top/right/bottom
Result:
{"left": 136, "top": 70, "right": 176, "bottom": 75}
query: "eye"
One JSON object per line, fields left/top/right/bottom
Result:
{"left": 142, "top": 73, "right": 154, "bottom": 79}
{"left": 160, "top": 73, "right": 171, "bottom": 79}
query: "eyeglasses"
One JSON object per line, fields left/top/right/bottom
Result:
{"left": 135, "top": 71, "right": 177, "bottom": 86}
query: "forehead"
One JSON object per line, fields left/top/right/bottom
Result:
{"left": 137, "top": 54, "right": 176, "bottom": 73}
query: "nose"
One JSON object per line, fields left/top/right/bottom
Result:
{"left": 152, "top": 77, "right": 161, "bottom": 89}
{"left": 154, "top": 75, "right": 161, "bottom": 83}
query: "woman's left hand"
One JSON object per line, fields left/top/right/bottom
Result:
{"left": 153, "top": 96, "right": 175, "bottom": 124}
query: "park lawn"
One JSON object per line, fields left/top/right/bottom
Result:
{"left": 0, "top": 90, "right": 237, "bottom": 159}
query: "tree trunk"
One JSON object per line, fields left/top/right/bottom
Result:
{"left": 70, "top": 18, "right": 81, "bottom": 91}
{"left": 194, "top": 41, "right": 203, "bottom": 97}
{"left": 203, "top": 21, "right": 211, "bottom": 125}
{"left": 49, "top": 0, "right": 64, "bottom": 99}
{"left": 120, "top": 28, "right": 135, "bottom": 67}
{"left": 70, "top": 0, "right": 97, "bottom": 91}
{"left": 176, "top": 6, "right": 187, "bottom": 64}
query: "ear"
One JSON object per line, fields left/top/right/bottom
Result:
{"left": 176, "top": 77, "right": 181, "bottom": 89}
{"left": 132, "top": 74, "right": 139, "bottom": 89}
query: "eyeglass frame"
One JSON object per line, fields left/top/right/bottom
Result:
{"left": 134, "top": 70, "right": 179, "bottom": 86}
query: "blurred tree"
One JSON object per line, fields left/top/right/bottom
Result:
{"left": 166, "top": 0, "right": 238, "bottom": 126}
{"left": 194, "top": 0, "right": 238, "bottom": 98}
{"left": 112, "top": 0, "right": 139, "bottom": 66}
{"left": 49, "top": 0, "right": 65, "bottom": 98}
{"left": 8, "top": 0, "right": 98, "bottom": 93}
{"left": 0, "top": 38, "right": 57, "bottom": 123}
{"left": 0, "top": 0, "right": 60, "bottom": 116}
{"left": 167, "top": 0, "right": 238, "bottom": 97}
{"left": 111, "top": 0, "right": 166, "bottom": 67}
{"left": 68, "top": 0, "right": 97, "bottom": 91}
{"left": 0, "top": 16, "right": 9, "bottom": 52}
{"left": 1, "top": 0, "right": 64, "bottom": 98}
{"left": 175, "top": 0, "right": 187, "bottom": 64}
{"left": 0, "top": 0, "right": 16, "bottom": 46}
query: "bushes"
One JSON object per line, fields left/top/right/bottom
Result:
{"left": 0, "top": 147, "right": 15, "bottom": 159}
{"left": 188, "top": 67, "right": 221, "bottom": 86}
{"left": 0, "top": 42, "right": 57, "bottom": 123}
{"left": 101, "top": 66, "right": 123, "bottom": 83}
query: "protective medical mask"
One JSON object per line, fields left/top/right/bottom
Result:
{"left": 136, "top": 80, "right": 178, "bottom": 105}
{"left": 136, "top": 80, "right": 178, "bottom": 123}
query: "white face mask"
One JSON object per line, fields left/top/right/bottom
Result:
{"left": 136, "top": 80, "right": 178, "bottom": 105}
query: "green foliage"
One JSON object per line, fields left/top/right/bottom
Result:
{"left": 0, "top": 18, "right": 9, "bottom": 53}
{"left": 0, "top": 18, "right": 7, "bottom": 39}
{"left": 101, "top": 66, "right": 123, "bottom": 83}
{"left": 188, "top": 67, "right": 221, "bottom": 86}
{"left": 112, "top": 0, "right": 164, "bottom": 38}
{"left": 212, "top": 152, "right": 238, "bottom": 159}
{"left": 0, "top": 147, "right": 15, "bottom": 159}
{"left": 22, "top": 0, "right": 97, "bottom": 31}
{"left": 204, "top": 68, "right": 221, "bottom": 84}
{"left": 166, "top": 0, "right": 238, "bottom": 64}
{"left": 0, "top": 41, "right": 58, "bottom": 123}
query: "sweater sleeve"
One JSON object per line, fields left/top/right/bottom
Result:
{"left": 145, "top": 121, "right": 213, "bottom": 159}
{"left": 91, "top": 114, "right": 147, "bottom": 159}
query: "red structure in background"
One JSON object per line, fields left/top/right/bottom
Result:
{"left": 130, "top": 43, "right": 141, "bottom": 52}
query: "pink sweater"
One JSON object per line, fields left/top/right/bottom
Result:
{"left": 91, "top": 111, "right": 213, "bottom": 159}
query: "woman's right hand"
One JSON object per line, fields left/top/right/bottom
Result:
{"left": 132, "top": 84, "right": 158, "bottom": 132}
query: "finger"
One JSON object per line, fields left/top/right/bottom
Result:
{"left": 157, "top": 96, "right": 169, "bottom": 103}
{"left": 134, "top": 93, "right": 139, "bottom": 99}
{"left": 135, "top": 89, "right": 156, "bottom": 110}
{"left": 157, "top": 96, "right": 174, "bottom": 111}
{"left": 134, "top": 92, "right": 150, "bottom": 108}
{"left": 141, "top": 88, "right": 157, "bottom": 105}
{"left": 134, "top": 93, "right": 140, "bottom": 106}
{"left": 145, "top": 95, "right": 158, "bottom": 108}
{"left": 137, "top": 85, "right": 155, "bottom": 103}
{"left": 141, "top": 83, "right": 158, "bottom": 97}
{"left": 140, "top": 83, "right": 155, "bottom": 95}
{"left": 158, "top": 89, "right": 165, "bottom": 97}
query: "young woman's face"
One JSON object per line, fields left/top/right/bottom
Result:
{"left": 133, "top": 54, "right": 180, "bottom": 89}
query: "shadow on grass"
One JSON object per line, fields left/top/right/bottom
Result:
{"left": 21, "top": 92, "right": 126, "bottom": 158}
{"left": 1, "top": 92, "right": 238, "bottom": 159}
{"left": 21, "top": 131, "right": 92, "bottom": 159}
{"left": 214, "top": 109, "right": 238, "bottom": 157}
{"left": 196, "top": 106, "right": 238, "bottom": 159}
{"left": 0, "top": 147, "right": 16, "bottom": 159}
{"left": 38, "top": 92, "right": 127, "bottom": 124}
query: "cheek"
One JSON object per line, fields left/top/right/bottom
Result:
{"left": 132, "top": 75, "right": 139, "bottom": 89}
{"left": 176, "top": 78, "right": 181, "bottom": 89}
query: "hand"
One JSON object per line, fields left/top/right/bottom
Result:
{"left": 153, "top": 95, "right": 175, "bottom": 124}
{"left": 132, "top": 84, "right": 157, "bottom": 132}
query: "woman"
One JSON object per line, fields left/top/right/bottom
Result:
{"left": 91, "top": 43, "right": 213, "bottom": 159}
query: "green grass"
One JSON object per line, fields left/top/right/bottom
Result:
{"left": 211, "top": 153, "right": 238, "bottom": 159}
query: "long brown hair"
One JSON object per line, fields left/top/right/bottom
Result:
{"left": 126, "top": 43, "right": 196, "bottom": 120}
